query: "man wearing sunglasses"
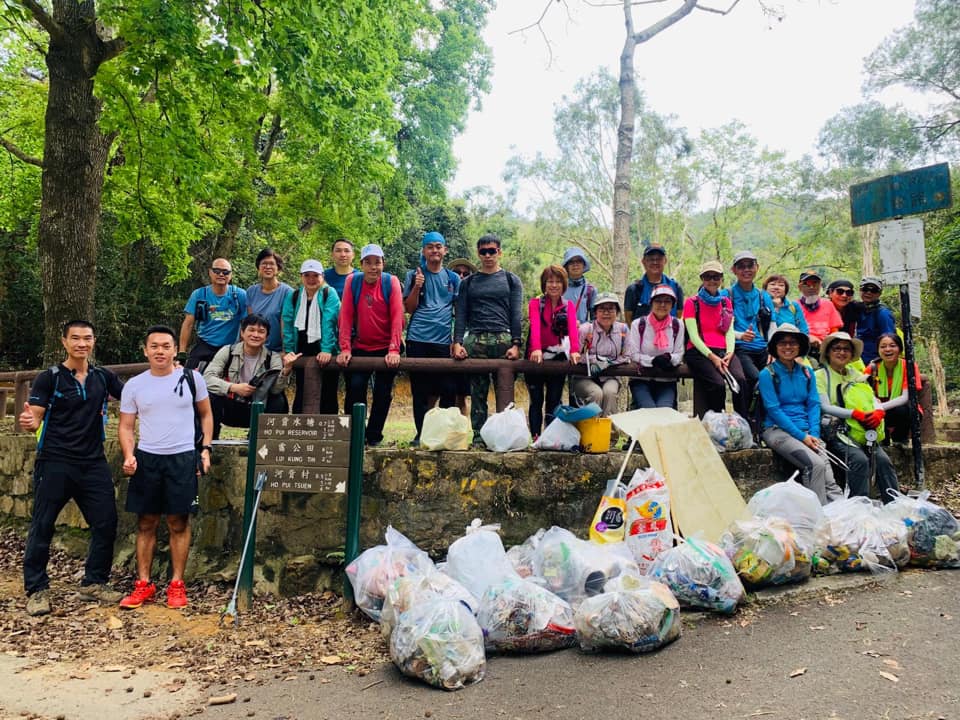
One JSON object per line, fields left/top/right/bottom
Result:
{"left": 855, "top": 277, "right": 896, "bottom": 364}
{"left": 180, "top": 258, "right": 248, "bottom": 369}
{"left": 452, "top": 234, "right": 524, "bottom": 445}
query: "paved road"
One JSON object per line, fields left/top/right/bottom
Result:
{"left": 201, "top": 569, "right": 958, "bottom": 720}
{"left": 2, "top": 570, "right": 956, "bottom": 720}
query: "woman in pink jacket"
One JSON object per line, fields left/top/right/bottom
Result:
{"left": 525, "top": 265, "right": 581, "bottom": 436}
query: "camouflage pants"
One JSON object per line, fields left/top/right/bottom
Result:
{"left": 464, "top": 331, "right": 514, "bottom": 440}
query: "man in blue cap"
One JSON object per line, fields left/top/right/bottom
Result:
{"left": 562, "top": 247, "right": 597, "bottom": 323}
{"left": 403, "top": 231, "right": 461, "bottom": 444}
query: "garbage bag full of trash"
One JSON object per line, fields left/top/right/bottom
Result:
{"left": 345, "top": 526, "right": 435, "bottom": 622}
{"left": 389, "top": 598, "right": 486, "bottom": 690}
{"left": 533, "top": 527, "right": 641, "bottom": 607}
{"left": 574, "top": 575, "right": 681, "bottom": 654}
{"left": 882, "top": 491, "right": 960, "bottom": 569}
{"left": 445, "top": 519, "right": 521, "bottom": 600}
{"left": 819, "top": 496, "right": 910, "bottom": 574}
{"left": 381, "top": 571, "right": 479, "bottom": 640}
{"left": 475, "top": 577, "right": 577, "bottom": 653}
{"left": 720, "top": 516, "right": 811, "bottom": 588}
{"left": 648, "top": 536, "right": 745, "bottom": 614}
{"left": 702, "top": 410, "right": 754, "bottom": 452}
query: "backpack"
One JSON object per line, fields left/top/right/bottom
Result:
{"left": 349, "top": 272, "right": 395, "bottom": 340}
{"left": 539, "top": 295, "right": 569, "bottom": 338}
{"left": 196, "top": 285, "right": 242, "bottom": 323}
{"left": 634, "top": 315, "right": 681, "bottom": 344}
{"left": 730, "top": 286, "right": 773, "bottom": 339}
{"left": 751, "top": 363, "right": 812, "bottom": 428}
{"left": 815, "top": 366, "right": 885, "bottom": 445}
{"left": 408, "top": 268, "right": 459, "bottom": 317}
{"left": 36, "top": 365, "right": 110, "bottom": 450}
{"left": 690, "top": 295, "right": 734, "bottom": 339}
{"left": 221, "top": 347, "right": 276, "bottom": 404}
{"left": 174, "top": 368, "right": 207, "bottom": 475}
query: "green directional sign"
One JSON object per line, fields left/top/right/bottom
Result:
{"left": 850, "top": 162, "right": 952, "bottom": 227}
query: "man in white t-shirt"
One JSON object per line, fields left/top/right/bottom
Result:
{"left": 118, "top": 325, "right": 213, "bottom": 610}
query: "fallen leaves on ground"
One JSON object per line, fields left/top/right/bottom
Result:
{"left": 0, "top": 529, "right": 390, "bottom": 686}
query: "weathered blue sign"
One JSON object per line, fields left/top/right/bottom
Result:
{"left": 849, "top": 162, "right": 952, "bottom": 227}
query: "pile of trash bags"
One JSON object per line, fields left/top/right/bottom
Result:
{"left": 345, "top": 473, "right": 960, "bottom": 691}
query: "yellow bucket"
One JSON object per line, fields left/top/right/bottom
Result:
{"left": 576, "top": 416, "right": 612, "bottom": 453}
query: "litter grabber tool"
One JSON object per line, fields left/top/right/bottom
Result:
{"left": 221, "top": 469, "right": 267, "bottom": 627}
{"left": 865, "top": 428, "right": 878, "bottom": 492}
{"left": 816, "top": 441, "right": 850, "bottom": 472}
{"left": 720, "top": 366, "right": 740, "bottom": 394}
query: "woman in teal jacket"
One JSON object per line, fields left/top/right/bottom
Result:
{"left": 281, "top": 260, "right": 341, "bottom": 412}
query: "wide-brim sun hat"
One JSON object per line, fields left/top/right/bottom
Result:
{"left": 447, "top": 257, "right": 477, "bottom": 273}
{"left": 767, "top": 323, "right": 810, "bottom": 358}
{"left": 820, "top": 331, "right": 864, "bottom": 364}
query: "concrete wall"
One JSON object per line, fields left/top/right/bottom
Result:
{"left": 1, "top": 436, "right": 956, "bottom": 596}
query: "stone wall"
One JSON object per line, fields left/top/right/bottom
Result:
{"left": 1, "top": 436, "right": 956, "bottom": 596}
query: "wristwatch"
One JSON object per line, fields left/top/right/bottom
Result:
{"left": 511, "top": 338, "right": 522, "bottom": 348}
{"left": 201, "top": 445, "right": 213, "bottom": 453}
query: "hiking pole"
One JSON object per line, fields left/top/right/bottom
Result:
{"left": 865, "top": 429, "right": 878, "bottom": 496}
{"left": 221, "top": 469, "right": 267, "bottom": 627}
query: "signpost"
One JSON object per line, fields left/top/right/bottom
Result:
{"left": 236, "top": 404, "right": 367, "bottom": 611}
{"left": 850, "top": 163, "right": 954, "bottom": 491}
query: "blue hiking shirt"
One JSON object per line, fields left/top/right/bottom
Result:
{"left": 758, "top": 359, "right": 820, "bottom": 441}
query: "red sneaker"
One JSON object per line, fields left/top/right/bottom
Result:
{"left": 119, "top": 580, "right": 156, "bottom": 609}
{"left": 166, "top": 580, "right": 188, "bottom": 609}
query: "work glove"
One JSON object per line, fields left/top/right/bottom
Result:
{"left": 652, "top": 353, "right": 674, "bottom": 372}
{"left": 851, "top": 409, "right": 868, "bottom": 425}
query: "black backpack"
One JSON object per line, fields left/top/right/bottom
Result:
{"left": 751, "top": 363, "right": 813, "bottom": 427}
{"left": 175, "top": 369, "right": 206, "bottom": 475}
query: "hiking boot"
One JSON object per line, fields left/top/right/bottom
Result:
{"left": 166, "top": 579, "right": 188, "bottom": 609}
{"left": 119, "top": 580, "right": 156, "bottom": 609}
{"left": 78, "top": 583, "right": 123, "bottom": 604}
{"left": 26, "top": 589, "right": 51, "bottom": 617}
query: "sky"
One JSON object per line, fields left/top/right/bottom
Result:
{"left": 449, "top": 0, "right": 926, "bottom": 207}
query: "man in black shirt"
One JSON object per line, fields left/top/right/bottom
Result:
{"left": 18, "top": 320, "right": 125, "bottom": 616}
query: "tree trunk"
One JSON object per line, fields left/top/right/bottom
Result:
{"left": 34, "top": 1, "right": 123, "bottom": 362}
{"left": 926, "top": 334, "right": 949, "bottom": 415}
{"left": 611, "top": 4, "right": 637, "bottom": 297}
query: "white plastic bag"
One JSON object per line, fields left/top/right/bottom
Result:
{"left": 380, "top": 571, "right": 479, "bottom": 640}
{"left": 345, "top": 526, "right": 435, "bottom": 622}
{"left": 532, "top": 418, "right": 580, "bottom": 451}
{"left": 574, "top": 575, "right": 681, "bottom": 654}
{"left": 624, "top": 468, "right": 674, "bottom": 573}
{"left": 882, "top": 491, "right": 960, "bottom": 568}
{"left": 648, "top": 536, "right": 745, "bottom": 614}
{"left": 420, "top": 407, "right": 471, "bottom": 451}
{"left": 819, "top": 496, "right": 910, "bottom": 574}
{"left": 480, "top": 402, "right": 530, "bottom": 452}
{"left": 702, "top": 410, "right": 755, "bottom": 452}
{"left": 389, "top": 598, "right": 486, "bottom": 690}
{"left": 747, "top": 481, "right": 827, "bottom": 561}
{"left": 444, "top": 519, "right": 521, "bottom": 599}
{"left": 476, "top": 577, "right": 577, "bottom": 653}
{"left": 720, "top": 516, "right": 811, "bottom": 587}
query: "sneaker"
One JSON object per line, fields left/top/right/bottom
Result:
{"left": 119, "top": 580, "right": 156, "bottom": 609}
{"left": 78, "top": 583, "right": 123, "bottom": 603}
{"left": 166, "top": 579, "right": 188, "bottom": 609}
{"left": 26, "top": 588, "right": 51, "bottom": 617}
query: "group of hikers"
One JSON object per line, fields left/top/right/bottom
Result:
{"left": 17, "top": 232, "right": 920, "bottom": 617}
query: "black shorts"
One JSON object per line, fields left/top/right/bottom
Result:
{"left": 125, "top": 449, "right": 199, "bottom": 516}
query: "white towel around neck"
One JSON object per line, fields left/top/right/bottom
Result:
{"left": 294, "top": 288, "right": 323, "bottom": 345}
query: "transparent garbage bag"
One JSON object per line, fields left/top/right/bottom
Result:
{"left": 421, "top": 406, "right": 472, "bottom": 451}
{"left": 381, "top": 571, "right": 478, "bottom": 640}
{"left": 345, "top": 526, "right": 435, "bottom": 622}
{"left": 747, "top": 481, "right": 828, "bottom": 569}
{"left": 574, "top": 574, "right": 681, "bottom": 654}
{"left": 476, "top": 577, "right": 577, "bottom": 653}
{"left": 648, "top": 536, "right": 745, "bottom": 614}
{"left": 819, "top": 496, "right": 910, "bottom": 574}
{"left": 480, "top": 403, "right": 531, "bottom": 452}
{"left": 506, "top": 528, "right": 546, "bottom": 578}
{"left": 389, "top": 598, "right": 486, "bottom": 690}
{"left": 444, "top": 519, "right": 521, "bottom": 600}
{"left": 882, "top": 491, "right": 960, "bottom": 569}
{"left": 720, "top": 516, "right": 811, "bottom": 588}
{"left": 532, "top": 527, "right": 641, "bottom": 608}
{"left": 702, "top": 410, "right": 755, "bottom": 452}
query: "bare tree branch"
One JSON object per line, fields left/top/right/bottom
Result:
{"left": 0, "top": 136, "right": 42, "bottom": 167}
{"left": 18, "top": 0, "right": 67, "bottom": 44}
{"left": 633, "top": 0, "right": 698, "bottom": 43}
{"left": 694, "top": 0, "right": 741, "bottom": 16}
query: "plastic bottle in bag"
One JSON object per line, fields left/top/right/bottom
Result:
{"left": 589, "top": 478, "right": 627, "bottom": 544}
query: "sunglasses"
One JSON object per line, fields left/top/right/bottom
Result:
{"left": 734, "top": 262, "right": 756, "bottom": 270}
{"left": 701, "top": 273, "right": 723, "bottom": 282}
{"left": 210, "top": 268, "right": 232, "bottom": 276}
{"left": 861, "top": 286, "right": 881, "bottom": 293}
{"left": 477, "top": 247, "right": 498, "bottom": 257}
{"left": 832, "top": 288, "right": 854, "bottom": 296}
{"left": 454, "top": 270, "right": 471, "bottom": 277}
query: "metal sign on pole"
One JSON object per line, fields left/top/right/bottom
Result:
{"left": 850, "top": 162, "right": 951, "bottom": 227}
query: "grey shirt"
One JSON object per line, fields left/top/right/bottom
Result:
{"left": 454, "top": 269, "right": 524, "bottom": 344}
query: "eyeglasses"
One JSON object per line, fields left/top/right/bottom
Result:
{"left": 734, "top": 262, "right": 756, "bottom": 270}
{"left": 776, "top": 339, "right": 800, "bottom": 347}
{"left": 701, "top": 273, "right": 723, "bottom": 282}
{"left": 830, "top": 345, "right": 853, "bottom": 354}
{"left": 477, "top": 247, "right": 498, "bottom": 257}
{"left": 210, "top": 268, "right": 232, "bottom": 276}
{"left": 455, "top": 270, "right": 471, "bottom": 277}
{"left": 595, "top": 306, "right": 618, "bottom": 313}
{"left": 832, "top": 288, "right": 854, "bottom": 296}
